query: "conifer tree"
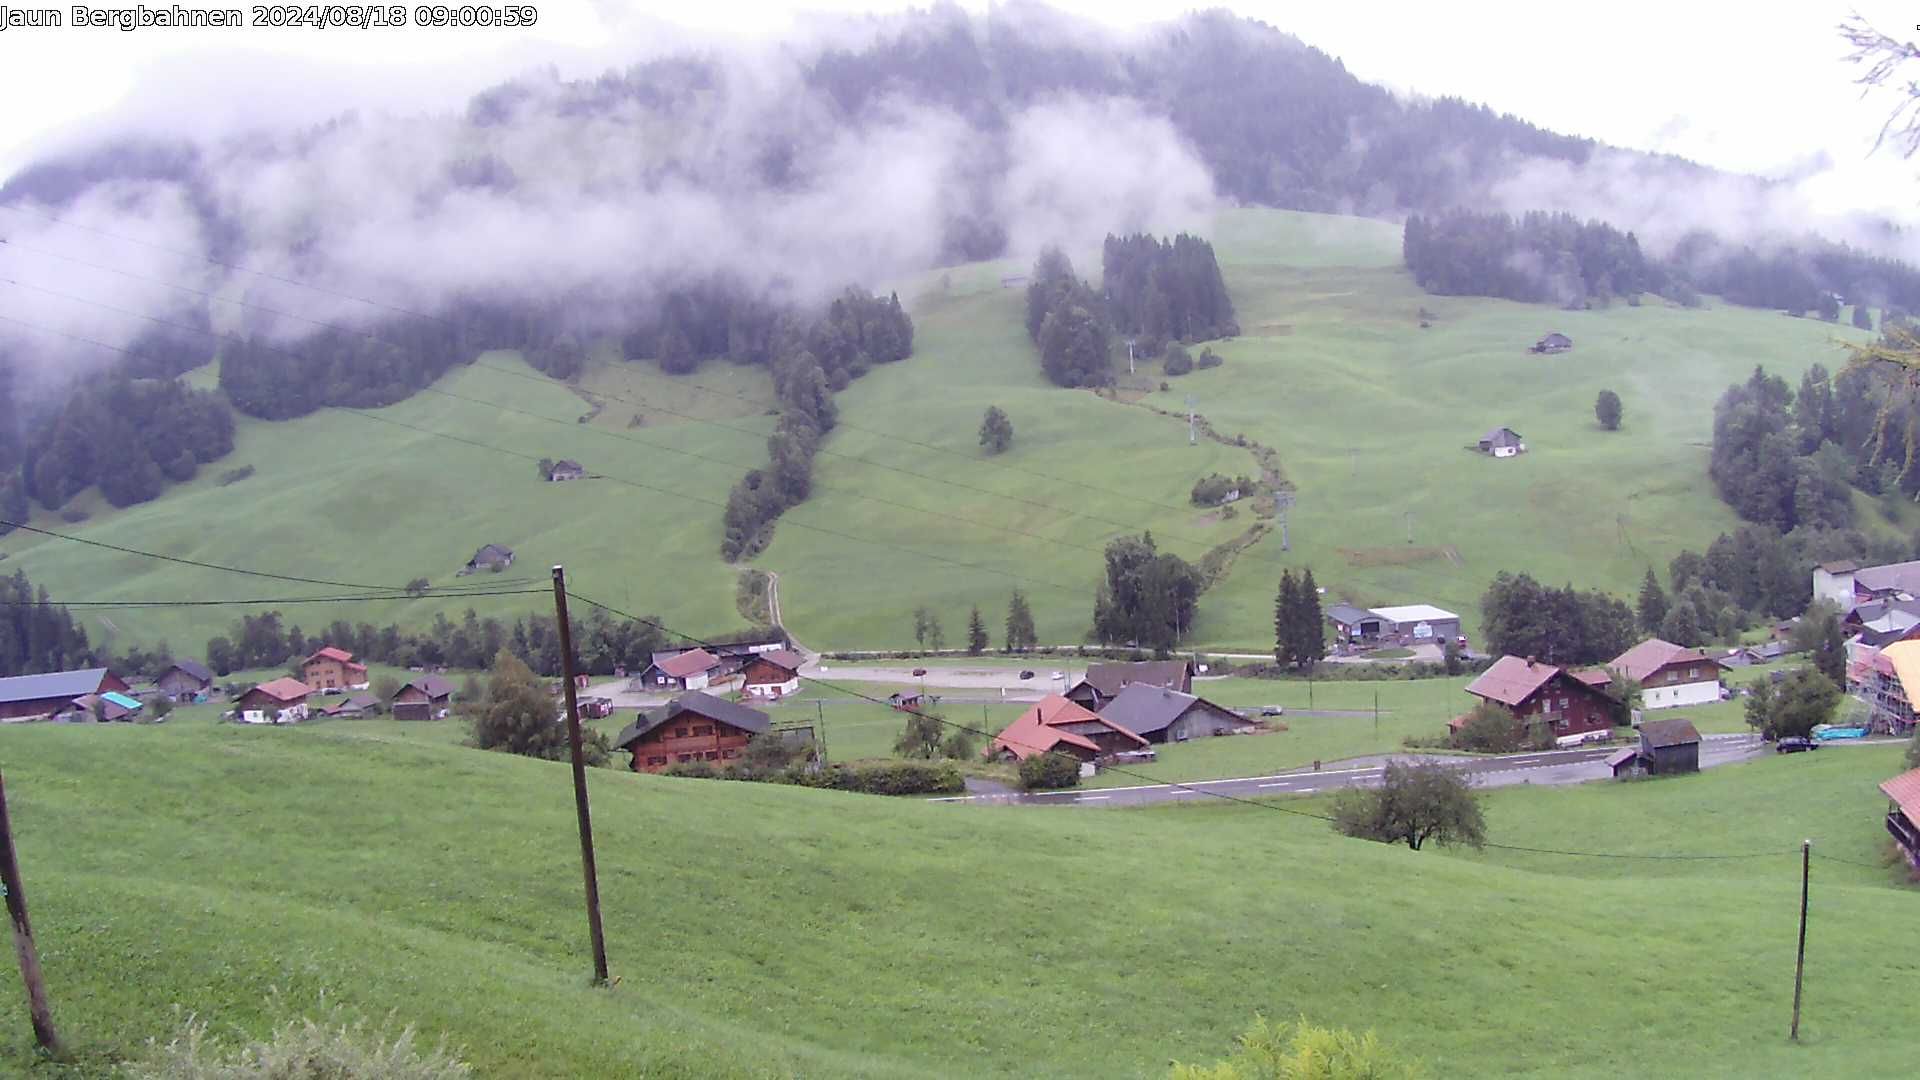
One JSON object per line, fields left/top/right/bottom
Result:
{"left": 1636, "top": 568, "right": 1668, "bottom": 633}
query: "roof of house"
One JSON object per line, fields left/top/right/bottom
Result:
{"left": 1818, "top": 560, "right": 1860, "bottom": 574}
{"left": 1077, "top": 660, "right": 1192, "bottom": 698}
{"left": 164, "top": 659, "right": 213, "bottom": 683}
{"left": 1608, "top": 638, "right": 1721, "bottom": 683}
{"left": 1541, "top": 332, "right": 1571, "bottom": 343}
{"left": 100, "top": 691, "right": 142, "bottom": 711}
{"left": 1370, "top": 604, "right": 1459, "bottom": 625}
{"left": 1570, "top": 667, "right": 1613, "bottom": 688}
{"left": 1878, "top": 766, "right": 1920, "bottom": 824}
{"left": 1097, "top": 684, "right": 1238, "bottom": 738}
{"left": 400, "top": 674, "right": 455, "bottom": 699}
{"left": 657, "top": 648, "right": 721, "bottom": 679}
{"left": 0, "top": 668, "right": 115, "bottom": 706}
{"left": 613, "top": 691, "right": 770, "bottom": 748}
{"left": 469, "top": 543, "right": 514, "bottom": 563}
{"left": 1480, "top": 426, "right": 1523, "bottom": 445}
{"left": 1639, "top": 717, "right": 1701, "bottom": 749}
{"left": 744, "top": 649, "right": 804, "bottom": 677}
{"left": 552, "top": 459, "right": 583, "bottom": 471}
{"left": 325, "top": 692, "right": 381, "bottom": 714}
{"left": 989, "top": 694, "right": 1147, "bottom": 761}
{"left": 247, "top": 677, "right": 311, "bottom": 703}
{"left": 1852, "top": 559, "right": 1920, "bottom": 597}
{"left": 1606, "top": 747, "right": 1639, "bottom": 769}
{"left": 1465, "top": 655, "right": 1567, "bottom": 707}
{"left": 305, "top": 646, "right": 356, "bottom": 665}
{"left": 1324, "top": 603, "right": 1374, "bottom": 626}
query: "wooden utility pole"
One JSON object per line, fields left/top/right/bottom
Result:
{"left": 1791, "top": 838, "right": 1811, "bottom": 1040}
{"left": 815, "top": 700, "right": 830, "bottom": 765}
{"left": 550, "top": 567, "right": 610, "bottom": 987}
{"left": 0, "top": 772, "right": 62, "bottom": 1056}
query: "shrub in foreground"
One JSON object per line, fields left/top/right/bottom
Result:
{"left": 131, "top": 1009, "right": 469, "bottom": 1079}
{"left": 1170, "top": 1014, "right": 1422, "bottom": 1079}
{"left": 1018, "top": 751, "right": 1082, "bottom": 790}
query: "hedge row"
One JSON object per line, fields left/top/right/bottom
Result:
{"left": 663, "top": 759, "right": 964, "bottom": 796}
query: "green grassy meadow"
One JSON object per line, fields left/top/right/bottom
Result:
{"left": 1, "top": 721, "right": 1917, "bottom": 1077}
{"left": 0, "top": 209, "right": 1892, "bottom": 656}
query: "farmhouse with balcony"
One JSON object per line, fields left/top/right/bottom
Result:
{"left": 1878, "top": 766, "right": 1920, "bottom": 869}
{"left": 1608, "top": 638, "right": 1723, "bottom": 710}
{"left": 741, "top": 649, "right": 804, "bottom": 700}
{"left": 1455, "top": 655, "right": 1616, "bottom": 744}
{"left": 302, "top": 646, "right": 369, "bottom": 693}
{"left": 613, "top": 692, "right": 770, "bottom": 773}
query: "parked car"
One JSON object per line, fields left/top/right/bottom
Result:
{"left": 1261, "top": 706, "right": 1285, "bottom": 717}
{"left": 1018, "top": 670, "right": 1035, "bottom": 680}
{"left": 1050, "top": 670, "right": 1064, "bottom": 681}
{"left": 1775, "top": 736, "right": 1820, "bottom": 754}
{"left": 911, "top": 668, "right": 927, "bottom": 677}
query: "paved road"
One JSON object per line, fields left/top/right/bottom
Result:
{"left": 933, "top": 734, "right": 1769, "bottom": 807}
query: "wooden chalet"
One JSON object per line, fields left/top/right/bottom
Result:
{"left": 613, "top": 692, "right": 770, "bottom": 773}
{"left": 1881, "top": 767, "right": 1920, "bottom": 869}
{"left": 392, "top": 674, "right": 454, "bottom": 721}
{"left": 302, "top": 646, "right": 369, "bottom": 693}
{"left": 1063, "top": 660, "right": 1194, "bottom": 710}
{"left": 236, "top": 677, "right": 311, "bottom": 724}
{"left": 987, "top": 694, "right": 1150, "bottom": 764}
{"left": 1609, "top": 638, "right": 1723, "bottom": 710}
{"left": 0, "top": 668, "right": 130, "bottom": 723}
{"left": 155, "top": 659, "right": 214, "bottom": 701}
{"left": 1456, "top": 655, "right": 1615, "bottom": 743}
{"left": 741, "top": 649, "right": 803, "bottom": 701}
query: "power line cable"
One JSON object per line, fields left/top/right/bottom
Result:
{"left": 0, "top": 587, "right": 548, "bottom": 610}
{"left": 563, "top": 589, "right": 1793, "bottom": 862}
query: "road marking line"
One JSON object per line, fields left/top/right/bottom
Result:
{"left": 1075, "top": 795, "right": 1111, "bottom": 802}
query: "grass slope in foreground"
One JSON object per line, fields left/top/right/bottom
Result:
{"left": 0, "top": 723, "right": 1915, "bottom": 1077}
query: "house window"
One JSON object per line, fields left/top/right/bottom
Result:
{"left": 705, "top": 751, "right": 719, "bottom": 761}
{"left": 674, "top": 727, "right": 688, "bottom": 738}
{"left": 676, "top": 753, "right": 692, "bottom": 763}
{"left": 1556, "top": 718, "right": 1569, "bottom": 731}
{"left": 692, "top": 725, "right": 712, "bottom": 736}
{"left": 722, "top": 749, "right": 738, "bottom": 759}
{"left": 646, "top": 756, "right": 667, "bottom": 767}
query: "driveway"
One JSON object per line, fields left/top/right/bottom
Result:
{"left": 930, "top": 734, "right": 1768, "bottom": 807}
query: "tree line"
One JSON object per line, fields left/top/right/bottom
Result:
{"left": 720, "top": 288, "right": 913, "bottom": 560}
{"left": 1025, "top": 248, "right": 1113, "bottom": 388}
{"left": 0, "top": 570, "right": 94, "bottom": 677}
{"left": 1479, "top": 571, "right": 1637, "bottom": 666}
{"left": 1709, "top": 364, "right": 1859, "bottom": 534}
{"left": 19, "top": 373, "right": 234, "bottom": 511}
{"left": 198, "top": 604, "right": 672, "bottom": 680}
{"left": 1102, "top": 233, "right": 1239, "bottom": 351}
{"left": 1402, "top": 209, "right": 1660, "bottom": 306}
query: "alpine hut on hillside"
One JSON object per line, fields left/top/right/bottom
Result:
{"left": 1477, "top": 427, "right": 1527, "bottom": 458}
{"left": 461, "top": 544, "right": 515, "bottom": 574}
{"left": 1530, "top": 332, "right": 1573, "bottom": 354}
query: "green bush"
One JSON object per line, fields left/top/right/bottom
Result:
{"left": 664, "top": 761, "right": 719, "bottom": 779}
{"left": 130, "top": 1008, "right": 470, "bottom": 1079}
{"left": 1164, "top": 345, "right": 1194, "bottom": 376}
{"left": 1017, "top": 751, "right": 1082, "bottom": 790}
{"left": 813, "top": 760, "right": 964, "bottom": 795}
{"left": 1196, "top": 347, "right": 1223, "bottom": 369}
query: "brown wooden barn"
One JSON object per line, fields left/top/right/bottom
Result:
{"left": 0, "top": 668, "right": 130, "bottom": 723}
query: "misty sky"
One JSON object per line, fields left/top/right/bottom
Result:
{"left": 0, "top": 0, "right": 1914, "bottom": 216}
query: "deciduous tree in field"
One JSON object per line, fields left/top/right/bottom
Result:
{"left": 1332, "top": 759, "right": 1485, "bottom": 851}
{"left": 895, "top": 711, "right": 946, "bottom": 759}
{"left": 979, "top": 406, "right": 1014, "bottom": 454}
{"left": 472, "top": 649, "right": 607, "bottom": 764}
{"left": 1745, "top": 667, "right": 1841, "bottom": 741}
{"left": 1595, "top": 388, "right": 1622, "bottom": 431}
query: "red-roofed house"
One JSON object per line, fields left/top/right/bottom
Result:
{"left": 741, "top": 649, "right": 803, "bottom": 700}
{"left": 987, "top": 694, "right": 1150, "bottom": 764}
{"left": 1608, "top": 638, "right": 1723, "bottom": 709}
{"left": 302, "top": 646, "right": 369, "bottom": 693}
{"left": 1455, "top": 655, "right": 1615, "bottom": 743}
{"left": 1878, "top": 766, "right": 1920, "bottom": 868}
{"left": 236, "top": 677, "right": 311, "bottom": 724}
{"left": 640, "top": 648, "right": 723, "bottom": 692}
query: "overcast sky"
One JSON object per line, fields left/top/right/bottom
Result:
{"left": 0, "top": 0, "right": 1915, "bottom": 218}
